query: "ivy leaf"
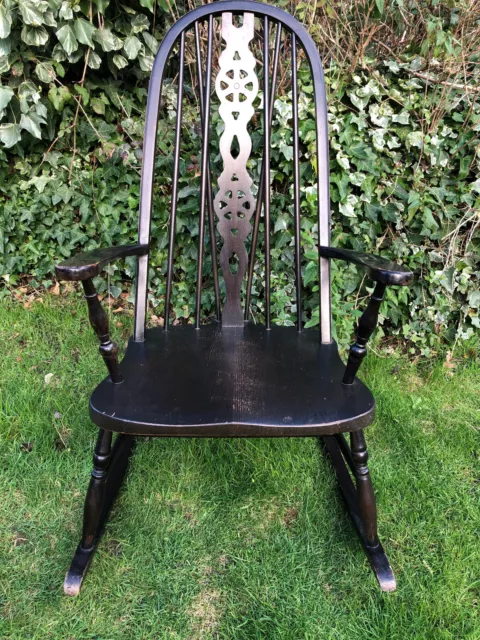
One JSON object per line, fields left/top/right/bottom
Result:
{"left": 94, "top": 28, "right": 122, "bottom": 52}
{"left": 56, "top": 24, "right": 78, "bottom": 56}
{"left": 92, "top": 0, "right": 110, "bottom": 14}
{"left": 19, "top": 2, "right": 45, "bottom": 27}
{"left": 35, "top": 102, "right": 48, "bottom": 120}
{"left": 75, "top": 18, "right": 96, "bottom": 48}
{"left": 350, "top": 142, "right": 377, "bottom": 162}
{"left": 420, "top": 208, "right": 439, "bottom": 235}
{"left": 304, "top": 306, "right": 319, "bottom": 329}
{"left": 113, "top": 54, "right": 128, "bottom": 69}
{"left": 20, "top": 112, "right": 43, "bottom": 139}
{"left": 0, "top": 6, "right": 12, "bottom": 38}
{"left": 52, "top": 43, "right": 67, "bottom": 61}
{"left": 339, "top": 200, "right": 357, "bottom": 217}
{"left": 0, "top": 56, "right": 10, "bottom": 74}
{"left": 20, "top": 97, "right": 30, "bottom": 114}
{"left": 123, "top": 35, "right": 142, "bottom": 60}
{"left": 375, "top": 0, "right": 384, "bottom": 14}
{"left": 406, "top": 131, "right": 423, "bottom": 149}
{"left": 131, "top": 14, "right": 149, "bottom": 33}
{"left": 18, "top": 81, "right": 40, "bottom": 106}
{"left": 67, "top": 50, "right": 83, "bottom": 65}
{"left": 279, "top": 142, "right": 293, "bottom": 162}
{"left": 21, "top": 25, "right": 49, "bottom": 46}
{"left": 48, "top": 85, "right": 72, "bottom": 111}
{"left": 59, "top": 1, "right": 73, "bottom": 20}
{"left": 35, "top": 61, "right": 56, "bottom": 83}
{"left": 74, "top": 84, "right": 89, "bottom": 106}
{"left": 0, "top": 86, "right": 14, "bottom": 111}
{"left": 143, "top": 32, "right": 158, "bottom": 54}
{"left": 87, "top": 50, "right": 102, "bottom": 69}
{"left": 109, "top": 285, "right": 122, "bottom": 298}
{"left": 392, "top": 111, "right": 409, "bottom": 125}
{"left": 0, "top": 36, "right": 10, "bottom": 56}
{"left": 468, "top": 290, "right": 480, "bottom": 309}
{"left": 91, "top": 98, "right": 105, "bottom": 114}
{"left": 138, "top": 54, "right": 153, "bottom": 72}
{"left": 139, "top": 0, "right": 155, "bottom": 12}
{"left": 178, "top": 186, "right": 197, "bottom": 198}
{"left": 436, "top": 266, "right": 456, "bottom": 294}
{"left": 458, "top": 155, "right": 472, "bottom": 180}
{"left": 53, "top": 61, "right": 66, "bottom": 77}
{"left": 121, "top": 4, "right": 137, "bottom": 15}
{"left": 0, "top": 123, "right": 21, "bottom": 148}
{"left": 43, "top": 11, "right": 57, "bottom": 28}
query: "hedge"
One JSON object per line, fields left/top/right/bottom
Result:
{"left": 0, "top": 0, "right": 478, "bottom": 351}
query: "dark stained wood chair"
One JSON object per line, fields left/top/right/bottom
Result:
{"left": 55, "top": 1, "right": 413, "bottom": 596}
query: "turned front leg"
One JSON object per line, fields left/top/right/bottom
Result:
{"left": 81, "top": 428, "right": 113, "bottom": 550}
{"left": 343, "top": 282, "right": 386, "bottom": 385}
{"left": 82, "top": 279, "right": 122, "bottom": 383}
{"left": 350, "top": 430, "right": 379, "bottom": 548}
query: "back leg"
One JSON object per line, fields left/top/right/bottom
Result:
{"left": 350, "top": 430, "right": 379, "bottom": 548}
{"left": 320, "top": 432, "right": 396, "bottom": 591}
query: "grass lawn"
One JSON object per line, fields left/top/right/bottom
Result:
{"left": 0, "top": 294, "right": 479, "bottom": 639}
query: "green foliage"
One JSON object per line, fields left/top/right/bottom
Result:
{"left": 0, "top": 0, "right": 164, "bottom": 147}
{"left": 0, "top": 0, "right": 478, "bottom": 350}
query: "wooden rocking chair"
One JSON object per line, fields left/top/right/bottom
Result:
{"left": 55, "top": 1, "right": 413, "bottom": 596}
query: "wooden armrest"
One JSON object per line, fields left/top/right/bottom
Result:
{"left": 55, "top": 244, "right": 149, "bottom": 282}
{"left": 319, "top": 245, "right": 413, "bottom": 383}
{"left": 319, "top": 246, "right": 413, "bottom": 286}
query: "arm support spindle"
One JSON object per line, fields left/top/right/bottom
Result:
{"left": 318, "top": 245, "right": 413, "bottom": 385}
{"left": 82, "top": 279, "right": 122, "bottom": 384}
{"left": 343, "top": 282, "right": 385, "bottom": 385}
{"left": 56, "top": 244, "right": 148, "bottom": 383}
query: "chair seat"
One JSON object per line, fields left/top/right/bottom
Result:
{"left": 90, "top": 324, "right": 375, "bottom": 436}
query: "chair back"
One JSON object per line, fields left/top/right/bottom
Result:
{"left": 133, "top": 1, "right": 332, "bottom": 343}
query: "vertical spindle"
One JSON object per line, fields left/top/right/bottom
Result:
{"left": 164, "top": 32, "right": 185, "bottom": 329}
{"left": 263, "top": 16, "right": 271, "bottom": 329}
{"left": 195, "top": 15, "right": 214, "bottom": 329}
{"left": 245, "top": 22, "right": 282, "bottom": 319}
{"left": 292, "top": 33, "right": 302, "bottom": 331}
{"left": 195, "top": 21, "right": 221, "bottom": 321}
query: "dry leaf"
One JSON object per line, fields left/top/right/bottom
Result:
{"left": 443, "top": 351, "right": 456, "bottom": 370}
{"left": 443, "top": 351, "right": 457, "bottom": 377}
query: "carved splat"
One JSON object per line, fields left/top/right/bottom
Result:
{"left": 214, "top": 12, "right": 258, "bottom": 326}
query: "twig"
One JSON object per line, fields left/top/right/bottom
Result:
{"left": 376, "top": 40, "right": 480, "bottom": 92}
{"left": 354, "top": 274, "right": 367, "bottom": 310}
{"left": 68, "top": 48, "right": 90, "bottom": 183}
{"left": 54, "top": 77, "right": 107, "bottom": 144}
{"left": 39, "top": 133, "right": 64, "bottom": 168}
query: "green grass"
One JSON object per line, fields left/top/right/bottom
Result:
{"left": 0, "top": 295, "right": 479, "bottom": 640}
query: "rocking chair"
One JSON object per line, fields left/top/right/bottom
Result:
{"left": 55, "top": 1, "right": 413, "bottom": 595}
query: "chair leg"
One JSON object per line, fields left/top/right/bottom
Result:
{"left": 350, "top": 430, "right": 379, "bottom": 548}
{"left": 320, "top": 432, "right": 396, "bottom": 592}
{"left": 64, "top": 429, "right": 135, "bottom": 596}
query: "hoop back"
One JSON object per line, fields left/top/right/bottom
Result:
{"left": 133, "top": 1, "right": 331, "bottom": 343}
